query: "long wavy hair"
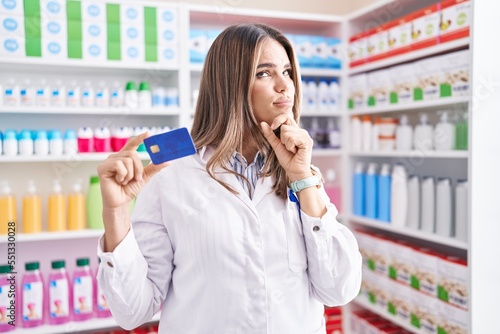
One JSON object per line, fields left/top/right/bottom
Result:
{"left": 190, "top": 23, "right": 302, "bottom": 199}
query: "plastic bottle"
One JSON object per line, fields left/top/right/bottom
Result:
{"left": 306, "top": 79, "right": 317, "bottom": 112}
{"left": 327, "top": 118, "right": 341, "bottom": 149}
{"left": 0, "top": 264, "right": 15, "bottom": 331}
{"left": 361, "top": 115, "right": 372, "bottom": 151}
{"left": 138, "top": 81, "right": 152, "bottom": 109}
{"left": 94, "top": 127, "right": 111, "bottom": 153}
{"left": 311, "top": 117, "right": 328, "bottom": 148}
{"left": 377, "top": 163, "right": 391, "bottom": 222}
{"left": 81, "top": 80, "right": 95, "bottom": 107}
{"left": 152, "top": 86, "right": 165, "bottom": 108}
{"left": 0, "top": 181, "right": 16, "bottom": 235}
{"left": 35, "top": 79, "right": 50, "bottom": 107}
{"left": 435, "top": 177, "right": 452, "bottom": 237}
{"left": 73, "top": 258, "right": 94, "bottom": 321}
{"left": 390, "top": 164, "right": 408, "bottom": 227}
{"left": 406, "top": 175, "right": 421, "bottom": 230}
{"left": 77, "top": 127, "right": 94, "bottom": 153}
{"left": 133, "top": 126, "right": 148, "bottom": 152}
{"left": 33, "top": 130, "right": 49, "bottom": 156}
{"left": 95, "top": 259, "right": 111, "bottom": 318}
{"left": 48, "top": 180, "right": 66, "bottom": 232}
{"left": 48, "top": 130, "right": 64, "bottom": 156}
{"left": 66, "top": 80, "right": 81, "bottom": 107}
{"left": 20, "top": 78, "right": 35, "bottom": 106}
{"left": 3, "top": 78, "right": 19, "bottom": 106}
{"left": 87, "top": 176, "right": 104, "bottom": 230}
{"left": 0, "top": 131, "right": 2, "bottom": 156}
{"left": 22, "top": 180, "right": 42, "bottom": 234}
{"left": 414, "top": 114, "right": 434, "bottom": 152}
{"left": 95, "top": 81, "right": 109, "bottom": 107}
{"left": 365, "top": 163, "right": 378, "bottom": 219}
{"left": 165, "top": 87, "right": 179, "bottom": 107}
{"left": 371, "top": 117, "right": 380, "bottom": 151}
{"left": 111, "top": 127, "right": 131, "bottom": 152}
{"left": 328, "top": 78, "right": 340, "bottom": 111}
{"left": 68, "top": 179, "right": 86, "bottom": 231}
{"left": 353, "top": 162, "right": 366, "bottom": 216}
{"left": 48, "top": 260, "right": 71, "bottom": 324}
{"left": 110, "top": 81, "right": 124, "bottom": 107}
{"left": 21, "top": 261, "right": 44, "bottom": 328}
{"left": 317, "top": 79, "right": 329, "bottom": 112}
{"left": 455, "top": 112, "right": 468, "bottom": 150}
{"left": 2, "top": 130, "right": 17, "bottom": 156}
{"left": 396, "top": 115, "right": 413, "bottom": 151}
{"left": 124, "top": 81, "right": 138, "bottom": 109}
{"left": 434, "top": 111, "right": 455, "bottom": 150}
{"left": 18, "top": 130, "right": 33, "bottom": 156}
{"left": 420, "top": 176, "right": 435, "bottom": 233}
{"left": 455, "top": 180, "right": 468, "bottom": 241}
{"left": 64, "top": 129, "right": 78, "bottom": 155}
{"left": 51, "top": 79, "right": 66, "bottom": 107}
{"left": 351, "top": 116, "right": 362, "bottom": 151}
{"left": 324, "top": 169, "right": 341, "bottom": 212}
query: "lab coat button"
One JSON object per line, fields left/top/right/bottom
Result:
{"left": 107, "top": 261, "right": 114, "bottom": 268}
{"left": 313, "top": 226, "right": 320, "bottom": 232}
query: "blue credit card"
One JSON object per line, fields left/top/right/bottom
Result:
{"left": 143, "top": 127, "right": 197, "bottom": 164}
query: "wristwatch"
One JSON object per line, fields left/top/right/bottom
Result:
{"left": 289, "top": 175, "right": 321, "bottom": 193}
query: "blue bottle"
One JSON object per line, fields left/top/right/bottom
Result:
{"left": 365, "top": 163, "right": 379, "bottom": 219}
{"left": 378, "top": 163, "right": 391, "bottom": 222}
{"left": 353, "top": 162, "right": 366, "bottom": 216}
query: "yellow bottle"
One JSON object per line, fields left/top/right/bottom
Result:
{"left": 22, "top": 180, "right": 42, "bottom": 234}
{"left": 48, "top": 179, "right": 66, "bottom": 232}
{"left": 68, "top": 179, "right": 85, "bottom": 230}
{"left": 0, "top": 181, "right": 17, "bottom": 235}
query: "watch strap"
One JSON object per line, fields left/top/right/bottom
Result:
{"left": 289, "top": 175, "right": 321, "bottom": 193}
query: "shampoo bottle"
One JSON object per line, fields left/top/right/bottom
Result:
{"left": 21, "top": 262, "right": 44, "bottom": 328}
{"left": 455, "top": 111, "right": 468, "bottom": 150}
{"left": 434, "top": 111, "right": 455, "bottom": 150}
{"left": 87, "top": 176, "right": 104, "bottom": 230}
{"left": 377, "top": 163, "right": 391, "bottom": 222}
{"left": 435, "top": 177, "right": 452, "bottom": 237}
{"left": 48, "top": 260, "right": 71, "bottom": 324}
{"left": 0, "top": 264, "right": 16, "bottom": 331}
{"left": 455, "top": 180, "right": 468, "bottom": 241}
{"left": 395, "top": 115, "right": 413, "bottom": 151}
{"left": 48, "top": 180, "right": 66, "bottom": 232}
{"left": 351, "top": 116, "right": 362, "bottom": 151}
{"left": 365, "top": 163, "right": 379, "bottom": 219}
{"left": 390, "top": 164, "right": 408, "bottom": 227}
{"left": 73, "top": 258, "right": 94, "bottom": 321}
{"left": 22, "top": 181, "right": 42, "bottom": 234}
{"left": 324, "top": 168, "right": 341, "bottom": 212}
{"left": 407, "top": 175, "right": 421, "bottom": 230}
{"left": 353, "top": 162, "right": 366, "bottom": 216}
{"left": 68, "top": 179, "right": 86, "bottom": 230}
{"left": 414, "top": 114, "right": 433, "bottom": 152}
{"left": 0, "top": 181, "right": 16, "bottom": 235}
{"left": 420, "top": 176, "right": 436, "bottom": 233}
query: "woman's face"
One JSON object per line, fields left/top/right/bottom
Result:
{"left": 251, "top": 39, "right": 295, "bottom": 125}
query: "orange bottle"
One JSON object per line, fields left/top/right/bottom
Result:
{"left": 68, "top": 179, "right": 85, "bottom": 230}
{"left": 22, "top": 180, "right": 42, "bottom": 234}
{"left": 0, "top": 181, "right": 17, "bottom": 235}
{"left": 48, "top": 180, "right": 66, "bottom": 232}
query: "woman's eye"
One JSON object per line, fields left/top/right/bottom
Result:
{"left": 283, "top": 69, "right": 292, "bottom": 76}
{"left": 257, "top": 71, "right": 270, "bottom": 78}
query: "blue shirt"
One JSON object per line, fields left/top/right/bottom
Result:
{"left": 229, "top": 151, "right": 265, "bottom": 199}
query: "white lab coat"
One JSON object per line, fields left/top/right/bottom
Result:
{"left": 97, "top": 146, "right": 362, "bottom": 334}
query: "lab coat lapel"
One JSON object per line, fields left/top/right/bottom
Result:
{"left": 215, "top": 169, "right": 259, "bottom": 219}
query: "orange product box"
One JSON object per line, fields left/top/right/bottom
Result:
{"left": 348, "top": 31, "right": 367, "bottom": 67}
{"left": 410, "top": 4, "right": 440, "bottom": 51}
{"left": 439, "top": 0, "right": 471, "bottom": 43}
{"left": 386, "top": 15, "right": 413, "bottom": 58}
{"left": 366, "top": 25, "right": 389, "bottom": 63}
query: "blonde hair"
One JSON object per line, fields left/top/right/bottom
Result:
{"left": 190, "top": 23, "right": 302, "bottom": 199}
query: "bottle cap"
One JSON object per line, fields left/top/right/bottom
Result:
{"left": 0, "top": 264, "right": 12, "bottom": 274}
{"left": 139, "top": 81, "right": 151, "bottom": 91}
{"left": 90, "top": 175, "right": 100, "bottom": 185}
{"left": 76, "top": 258, "right": 90, "bottom": 267}
{"left": 125, "top": 81, "right": 137, "bottom": 91}
{"left": 73, "top": 179, "right": 82, "bottom": 192}
{"left": 18, "top": 130, "right": 32, "bottom": 140}
{"left": 25, "top": 261, "right": 40, "bottom": 271}
{"left": 27, "top": 180, "right": 37, "bottom": 194}
{"left": 35, "top": 130, "right": 48, "bottom": 140}
{"left": 64, "top": 129, "right": 77, "bottom": 140}
{"left": 1, "top": 181, "right": 11, "bottom": 195}
{"left": 49, "top": 129, "right": 63, "bottom": 140}
{"left": 51, "top": 260, "right": 65, "bottom": 269}
{"left": 4, "top": 130, "right": 16, "bottom": 140}
{"left": 52, "top": 179, "right": 62, "bottom": 193}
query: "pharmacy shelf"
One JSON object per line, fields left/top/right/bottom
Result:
{"left": 353, "top": 297, "right": 420, "bottom": 334}
{"left": 349, "top": 150, "right": 469, "bottom": 159}
{"left": 348, "top": 96, "right": 470, "bottom": 116}
{"left": 349, "top": 38, "right": 470, "bottom": 75}
{"left": 348, "top": 215, "right": 468, "bottom": 250}
{"left": 0, "top": 152, "right": 151, "bottom": 163}
{"left": 0, "top": 106, "right": 180, "bottom": 116}
{"left": 312, "top": 148, "right": 344, "bottom": 157}
{"left": 301, "top": 111, "right": 343, "bottom": 117}
{"left": 14, "top": 312, "right": 161, "bottom": 334}
{"left": 0, "top": 229, "right": 104, "bottom": 244}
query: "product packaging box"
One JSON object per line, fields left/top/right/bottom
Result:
{"left": 348, "top": 73, "right": 367, "bottom": 110}
{"left": 348, "top": 32, "right": 367, "bottom": 68}
{"left": 389, "top": 63, "right": 416, "bottom": 104}
{"left": 367, "top": 69, "right": 392, "bottom": 107}
{"left": 81, "top": 1, "right": 106, "bottom": 22}
{"left": 0, "top": 14, "right": 25, "bottom": 58}
{"left": 189, "top": 29, "right": 208, "bottom": 64}
{"left": 158, "top": 6, "right": 179, "bottom": 66}
{"left": 120, "top": 4, "right": 144, "bottom": 62}
{"left": 386, "top": 16, "right": 413, "bottom": 58}
{"left": 390, "top": 283, "right": 413, "bottom": 326}
{"left": 371, "top": 234, "right": 391, "bottom": 277}
{"left": 354, "top": 230, "right": 373, "bottom": 270}
{"left": 439, "top": 50, "right": 470, "bottom": 97}
{"left": 41, "top": 18, "right": 67, "bottom": 59}
{"left": 366, "top": 26, "right": 388, "bottom": 63}
{"left": 410, "top": 289, "right": 440, "bottom": 334}
{"left": 82, "top": 21, "right": 106, "bottom": 62}
{"left": 437, "top": 256, "right": 468, "bottom": 310}
{"left": 439, "top": 0, "right": 471, "bottom": 44}
{"left": 410, "top": 247, "right": 440, "bottom": 297}
{"left": 374, "top": 274, "right": 392, "bottom": 314}
{"left": 413, "top": 57, "right": 444, "bottom": 100}
{"left": 388, "top": 240, "right": 414, "bottom": 286}
{"left": 438, "top": 300, "right": 469, "bottom": 334}
{"left": 294, "top": 35, "right": 314, "bottom": 68}
{"left": 411, "top": 4, "right": 440, "bottom": 51}
{"left": 311, "top": 35, "right": 328, "bottom": 68}
{"left": 326, "top": 37, "right": 342, "bottom": 69}
{"left": 41, "top": 0, "right": 66, "bottom": 20}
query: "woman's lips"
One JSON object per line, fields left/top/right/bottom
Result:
{"left": 273, "top": 99, "right": 293, "bottom": 107}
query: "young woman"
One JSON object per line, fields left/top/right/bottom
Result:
{"left": 97, "top": 23, "right": 361, "bottom": 333}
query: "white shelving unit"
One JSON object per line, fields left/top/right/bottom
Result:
{"left": 0, "top": 106, "right": 180, "bottom": 115}
{"left": 349, "top": 150, "right": 468, "bottom": 159}
{"left": 0, "top": 229, "right": 103, "bottom": 244}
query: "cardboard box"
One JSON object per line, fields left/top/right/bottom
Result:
{"left": 388, "top": 240, "right": 414, "bottom": 286}
{"left": 386, "top": 16, "right": 413, "bottom": 57}
{"left": 438, "top": 256, "right": 468, "bottom": 310}
{"left": 411, "top": 4, "right": 440, "bottom": 51}
{"left": 348, "top": 32, "right": 367, "bottom": 67}
{"left": 438, "top": 300, "right": 469, "bottom": 334}
{"left": 410, "top": 248, "right": 440, "bottom": 297}
{"left": 439, "top": 0, "right": 471, "bottom": 43}
{"left": 411, "top": 288, "right": 440, "bottom": 334}
{"left": 366, "top": 26, "right": 388, "bottom": 63}
{"left": 413, "top": 57, "right": 443, "bottom": 100}
{"left": 389, "top": 63, "right": 416, "bottom": 104}
{"left": 348, "top": 73, "right": 367, "bottom": 109}
{"left": 439, "top": 50, "right": 471, "bottom": 97}
{"left": 367, "top": 69, "right": 392, "bottom": 108}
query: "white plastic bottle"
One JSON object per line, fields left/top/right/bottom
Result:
{"left": 306, "top": 79, "right": 318, "bottom": 112}
{"left": 361, "top": 115, "right": 372, "bottom": 151}
{"left": 34, "top": 130, "right": 49, "bottom": 156}
{"left": 396, "top": 115, "right": 413, "bottom": 151}
{"left": 18, "top": 130, "right": 34, "bottom": 156}
{"left": 35, "top": 79, "right": 50, "bottom": 107}
{"left": 165, "top": 87, "right": 179, "bottom": 107}
{"left": 327, "top": 118, "right": 341, "bottom": 149}
{"left": 81, "top": 80, "right": 95, "bottom": 107}
{"left": 420, "top": 176, "right": 435, "bottom": 233}
{"left": 3, "top": 130, "right": 18, "bottom": 156}
{"left": 95, "top": 80, "right": 110, "bottom": 107}
{"left": 317, "top": 79, "right": 330, "bottom": 112}
{"left": 20, "top": 78, "right": 35, "bottom": 106}
{"left": 51, "top": 79, "right": 66, "bottom": 107}
{"left": 455, "top": 180, "right": 468, "bottom": 241}
{"left": 371, "top": 117, "right": 380, "bottom": 151}
{"left": 328, "top": 78, "right": 340, "bottom": 111}
{"left": 407, "top": 175, "right": 420, "bottom": 229}
{"left": 435, "top": 177, "right": 452, "bottom": 237}
{"left": 351, "top": 116, "right": 362, "bottom": 151}
{"left": 434, "top": 111, "right": 455, "bottom": 151}
{"left": 414, "top": 113, "right": 434, "bottom": 152}
{"left": 139, "top": 81, "right": 152, "bottom": 109}
{"left": 67, "top": 80, "right": 81, "bottom": 107}
{"left": 152, "top": 86, "right": 165, "bottom": 108}
{"left": 124, "top": 81, "right": 138, "bottom": 109}
{"left": 49, "top": 130, "right": 64, "bottom": 156}
{"left": 4, "top": 78, "right": 20, "bottom": 106}
{"left": 63, "top": 129, "right": 78, "bottom": 155}
{"left": 390, "top": 164, "right": 408, "bottom": 227}
{"left": 110, "top": 81, "right": 124, "bottom": 107}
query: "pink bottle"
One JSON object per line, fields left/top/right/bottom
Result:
{"left": 20, "top": 262, "right": 44, "bottom": 328}
{"left": 77, "top": 127, "right": 94, "bottom": 153}
{"left": 48, "top": 260, "right": 71, "bottom": 325}
{"left": 324, "top": 169, "right": 342, "bottom": 213}
{"left": 72, "top": 258, "right": 94, "bottom": 321}
{"left": 93, "top": 127, "right": 111, "bottom": 153}
{"left": 95, "top": 259, "right": 111, "bottom": 318}
{"left": 111, "top": 127, "right": 131, "bottom": 152}
{"left": 0, "top": 264, "right": 16, "bottom": 332}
